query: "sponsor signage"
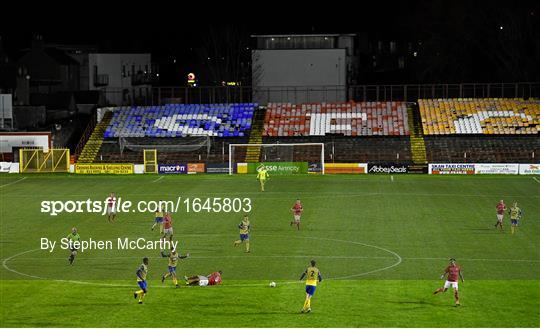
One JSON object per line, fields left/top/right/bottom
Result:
{"left": 0, "top": 133, "right": 51, "bottom": 153}
{"left": 247, "top": 162, "right": 308, "bottom": 174}
{"left": 206, "top": 163, "right": 229, "bottom": 174}
{"left": 308, "top": 162, "right": 323, "bottom": 173}
{"left": 75, "top": 163, "right": 134, "bottom": 174}
{"left": 187, "top": 163, "right": 205, "bottom": 174}
{"left": 429, "top": 164, "right": 475, "bottom": 175}
{"left": 475, "top": 163, "right": 519, "bottom": 175}
{"left": 324, "top": 163, "right": 367, "bottom": 174}
{"left": 0, "top": 161, "right": 12, "bottom": 173}
{"left": 158, "top": 164, "right": 187, "bottom": 174}
{"left": 368, "top": 163, "right": 408, "bottom": 174}
{"left": 519, "top": 164, "right": 540, "bottom": 175}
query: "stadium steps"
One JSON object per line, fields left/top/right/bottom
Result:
{"left": 244, "top": 107, "right": 266, "bottom": 163}
{"left": 407, "top": 105, "right": 428, "bottom": 173}
{"left": 77, "top": 111, "right": 113, "bottom": 163}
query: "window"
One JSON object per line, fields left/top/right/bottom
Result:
{"left": 122, "top": 65, "right": 126, "bottom": 78}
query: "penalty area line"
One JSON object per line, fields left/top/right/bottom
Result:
{"left": 533, "top": 177, "right": 540, "bottom": 184}
{"left": 0, "top": 176, "right": 26, "bottom": 188}
{"left": 152, "top": 176, "right": 164, "bottom": 183}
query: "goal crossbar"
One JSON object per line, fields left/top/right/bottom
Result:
{"left": 228, "top": 143, "right": 325, "bottom": 175}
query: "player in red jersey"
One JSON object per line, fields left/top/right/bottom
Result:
{"left": 290, "top": 199, "right": 303, "bottom": 230}
{"left": 160, "top": 212, "right": 173, "bottom": 257}
{"left": 495, "top": 200, "right": 506, "bottom": 231}
{"left": 185, "top": 271, "right": 222, "bottom": 286}
{"left": 433, "top": 258, "right": 464, "bottom": 306}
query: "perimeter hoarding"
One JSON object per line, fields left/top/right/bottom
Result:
{"left": 246, "top": 162, "right": 308, "bottom": 174}
{"left": 75, "top": 163, "right": 134, "bottom": 174}
{"left": 429, "top": 164, "right": 475, "bottom": 175}
{"left": 475, "top": 164, "right": 519, "bottom": 175}
{"left": 158, "top": 164, "right": 187, "bottom": 174}
{"left": 519, "top": 164, "right": 540, "bottom": 175}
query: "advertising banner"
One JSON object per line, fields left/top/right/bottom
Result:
{"left": 324, "top": 163, "right": 367, "bottom": 174}
{"left": 0, "top": 162, "right": 18, "bottom": 173}
{"left": 206, "top": 163, "right": 229, "bottom": 174}
{"left": 187, "top": 163, "right": 205, "bottom": 174}
{"left": 308, "top": 162, "right": 323, "bottom": 173}
{"left": 247, "top": 162, "right": 308, "bottom": 174}
{"left": 75, "top": 163, "right": 134, "bottom": 174}
{"left": 519, "top": 164, "right": 540, "bottom": 175}
{"left": 368, "top": 163, "right": 409, "bottom": 174}
{"left": 475, "top": 164, "right": 519, "bottom": 175}
{"left": 0, "top": 162, "right": 12, "bottom": 173}
{"left": 158, "top": 164, "right": 187, "bottom": 174}
{"left": 429, "top": 164, "right": 475, "bottom": 175}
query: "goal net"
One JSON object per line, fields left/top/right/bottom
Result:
{"left": 229, "top": 143, "right": 324, "bottom": 175}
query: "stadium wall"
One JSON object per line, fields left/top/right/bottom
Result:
{"left": 252, "top": 49, "right": 346, "bottom": 103}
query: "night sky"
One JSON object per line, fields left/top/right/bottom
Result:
{"left": 1, "top": 0, "right": 538, "bottom": 84}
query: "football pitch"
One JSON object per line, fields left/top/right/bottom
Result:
{"left": 0, "top": 173, "right": 539, "bottom": 327}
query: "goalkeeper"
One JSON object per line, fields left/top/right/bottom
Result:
{"left": 256, "top": 164, "right": 269, "bottom": 192}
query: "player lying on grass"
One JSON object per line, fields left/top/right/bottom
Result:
{"left": 184, "top": 271, "right": 222, "bottom": 286}
{"left": 299, "top": 260, "right": 322, "bottom": 313}
{"left": 433, "top": 258, "right": 464, "bottom": 307}
{"left": 134, "top": 257, "right": 149, "bottom": 304}
{"left": 233, "top": 214, "right": 250, "bottom": 253}
{"left": 151, "top": 202, "right": 164, "bottom": 233}
{"left": 494, "top": 199, "right": 506, "bottom": 231}
{"left": 66, "top": 227, "right": 80, "bottom": 265}
{"left": 106, "top": 192, "right": 117, "bottom": 223}
{"left": 256, "top": 164, "right": 269, "bottom": 192}
{"left": 161, "top": 248, "right": 189, "bottom": 288}
{"left": 290, "top": 198, "right": 303, "bottom": 230}
{"left": 509, "top": 201, "right": 523, "bottom": 234}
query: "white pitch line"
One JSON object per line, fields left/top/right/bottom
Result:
{"left": 2, "top": 236, "right": 403, "bottom": 288}
{"left": 533, "top": 177, "right": 540, "bottom": 184}
{"left": 152, "top": 176, "right": 164, "bottom": 183}
{"left": 0, "top": 176, "right": 26, "bottom": 188}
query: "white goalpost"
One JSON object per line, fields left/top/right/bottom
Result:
{"left": 228, "top": 143, "right": 325, "bottom": 175}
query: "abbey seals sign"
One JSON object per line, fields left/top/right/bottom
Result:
{"left": 368, "top": 163, "right": 409, "bottom": 174}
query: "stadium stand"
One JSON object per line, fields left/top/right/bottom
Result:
{"left": 104, "top": 103, "right": 256, "bottom": 138}
{"left": 263, "top": 102, "right": 410, "bottom": 136}
{"left": 425, "top": 135, "right": 539, "bottom": 163}
{"left": 419, "top": 98, "right": 540, "bottom": 135}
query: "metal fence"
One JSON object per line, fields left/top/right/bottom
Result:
{"left": 100, "top": 82, "right": 540, "bottom": 106}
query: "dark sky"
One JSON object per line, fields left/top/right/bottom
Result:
{"left": 1, "top": 0, "right": 538, "bottom": 83}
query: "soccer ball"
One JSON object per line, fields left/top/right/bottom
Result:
{"left": 269, "top": 281, "right": 276, "bottom": 288}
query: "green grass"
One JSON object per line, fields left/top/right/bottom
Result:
{"left": 1, "top": 174, "right": 539, "bottom": 327}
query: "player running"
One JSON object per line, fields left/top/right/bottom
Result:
{"left": 106, "top": 192, "right": 117, "bottom": 222}
{"left": 134, "top": 257, "right": 149, "bottom": 304}
{"left": 494, "top": 199, "right": 506, "bottom": 231}
{"left": 151, "top": 202, "right": 164, "bottom": 233}
{"left": 299, "top": 260, "right": 322, "bottom": 313}
{"left": 161, "top": 247, "right": 189, "bottom": 288}
{"left": 233, "top": 214, "right": 251, "bottom": 253}
{"left": 433, "top": 258, "right": 464, "bottom": 307}
{"left": 256, "top": 164, "right": 269, "bottom": 192}
{"left": 509, "top": 202, "right": 522, "bottom": 235}
{"left": 184, "top": 271, "right": 222, "bottom": 286}
{"left": 290, "top": 198, "right": 303, "bottom": 230}
{"left": 160, "top": 212, "right": 174, "bottom": 257}
{"left": 66, "top": 227, "right": 80, "bottom": 265}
